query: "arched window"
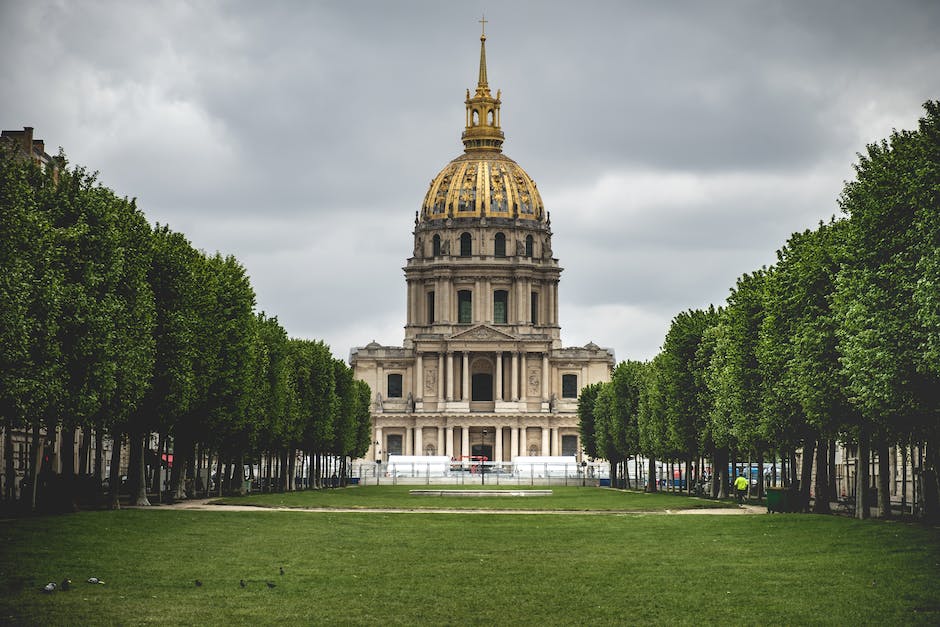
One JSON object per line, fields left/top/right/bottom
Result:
{"left": 493, "top": 290, "right": 508, "bottom": 324}
{"left": 525, "top": 234, "right": 534, "bottom": 258}
{"left": 458, "top": 290, "right": 472, "bottom": 324}
{"left": 530, "top": 291, "right": 539, "bottom": 325}
{"left": 426, "top": 291, "right": 435, "bottom": 324}
{"left": 472, "top": 110, "right": 480, "bottom": 126}
{"left": 432, "top": 234, "right": 441, "bottom": 256}
{"left": 460, "top": 232, "right": 472, "bottom": 257}
{"left": 494, "top": 232, "right": 506, "bottom": 257}
{"left": 487, "top": 110, "right": 495, "bottom": 125}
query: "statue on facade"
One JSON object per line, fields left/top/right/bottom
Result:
{"left": 413, "top": 236, "right": 423, "bottom": 258}
{"left": 372, "top": 392, "right": 383, "bottom": 412}
{"left": 549, "top": 393, "right": 558, "bottom": 414}
{"left": 406, "top": 392, "right": 415, "bottom": 413}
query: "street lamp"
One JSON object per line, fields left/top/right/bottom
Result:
{"left": 481, "top": 428, "right": 488, "bottom": 485}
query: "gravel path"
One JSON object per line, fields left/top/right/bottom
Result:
{"left": 130, "top": 499, "right": 765, "bottom": 516}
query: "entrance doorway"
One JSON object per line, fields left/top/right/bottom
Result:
{"left": 471, "top": 373, "right": 493, "bottom": 401}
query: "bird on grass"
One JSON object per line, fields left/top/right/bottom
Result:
{"left": 86, "top": 577, "right": 105, "bottom": 585}
{"left": 195, "top": 580, "right": 203, "bottom": 587}
{"left": 60, "top": 578, "right": 72, "bottom": 591}
{"left": 279, "top": 567, "right": 285, "bottom": 576}
{"left": 41, "top": 582, "right": 56, "bottom": 593}
{"left": 266, "top": 581, "right": 276, "bottom": 589}
{"left": 240, "top": 579, "right": 246, "bottom": 588}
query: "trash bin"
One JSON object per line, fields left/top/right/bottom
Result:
{"left": 766, "top": 487, "right": 790, "bottom": 513}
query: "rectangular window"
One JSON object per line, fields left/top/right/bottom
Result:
{"left": 562, "top": 374, "right": 578, "bottom": 399}
{"left": 561, "top": 435, "right": 579, "bottom": 457}
{"left": 458, "top": 290, "right": 472, "bottom": 324}
{"left": 530, "top": 291, "right": 539, "bottom": 325}
{"left": 426, "top": 291, "right": 435, "bottom": 324}
{"left": 493, "top": 290, "right": 508, "bottom": 324}
{"left": 387, "top": 373, "right": 403, "bottom": 398}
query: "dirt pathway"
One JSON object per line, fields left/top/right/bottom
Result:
{"left": 130, "top": 499, "right": 766, "bottom": 516}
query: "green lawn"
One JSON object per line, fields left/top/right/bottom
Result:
{"left": 1, "top": 491, "right": 938, "bottom": 625}
{"left": 217, "top": 485, "right": 731, "bottom": 511}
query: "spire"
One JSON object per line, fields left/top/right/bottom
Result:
{"left": 477, "top": 17, "right": 489, "bottom": 93}
{"left": 462, "top": 17, "right": 504, "bottom": 152}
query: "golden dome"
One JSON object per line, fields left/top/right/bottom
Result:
{"left": 420, "top": 24, "right": 544, "bottom": 223}
{"left": 421, "top": 152, "right": 543, "bottom": 221}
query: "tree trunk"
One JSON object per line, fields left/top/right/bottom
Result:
{"left": 800, "top": 438, "right": 814, "bottom": 513}
{"left": 60, "top": 425, "right": 76, "bottom": 479}
{"left": 856, "top": 430, "right": 871, "bottom": 520}
{"left": 134, "top": 432, "right": 151, "bottom": 506}
{"left": 813, "top": 438, "right": 831, "bottom": 514}
{"left": 646, "top": 457, "right": 657, "bottom": 492}
{"left": 108, "top": 433, "right": 123, "bottom": 510}
{"left": 78, "top": 427, "right": 91, "bottom": 476}
{"left": 151, "top": 432, "right": 165, "bottom": 501}
{"left": 900, "top": 444, "right": 908, "bottom": 513}
{"left": 279, "top": 450, "right": 288, "bottom": 491}
{"left": 756, "top": 449, "right": 764, "bottom": 500}
{"left": 827, "top": 439, "right": 837, "bottom": 500}
{"left": 923, "top": 440, "right": 940, "bottom": 523}
{"left": 715, "top": 448, "right": 728, "bottom": 499}
{"left": 215, "top": 454, "right": 224, "bottom": 497}
{"left": 28, "top": 422, "right": 44, "bottom": 511}
{"left": 169, "top": 432, "right": 188, "bottom": 502}
{"left": 876, "top": 437, "right": 892, "bottom": 519}
{"left": 91, "top": 427, "right": 104, "bottom": 484}
{"left": 3, "top": 427, "right": 14, "bottom": 502}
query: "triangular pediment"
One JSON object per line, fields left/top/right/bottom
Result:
{"left": 448, "top": 324, "right": 517, "bottom": 342}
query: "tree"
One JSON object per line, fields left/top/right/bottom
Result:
{"left": 835, "top": 101, "right": 940, "bottom": 520}
{"left": 577, "top": 382, "right": 604, "bottom": 460}
{"left": 0, "top": 144, "right": 63, "bottom": 507}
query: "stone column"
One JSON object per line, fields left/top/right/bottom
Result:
{"left": 542, "top": 353, "right": 550, "bottom": 400}
{"left": 495, "top": 351, "right": 503, "bottom": 401}
{"left": 406, "top": 427, "right": 413, "bottom": 455}
{"left": 511, "top": 352, "right": 519, "bottom": 401}
{"left": 462, "top": 352, "right": 470, "bottom": 401}
{"left": 437, "top": 427, "right": 445, "bottom": 456}
{"left": 416, "top": 352, "right": 424, "bottom": 399}
{"left": 445, "top": 426, "right": 454, "bottom": 458}
{"left": 521, "top": 427, "right": 528, "bottom": 456}
{"left": 552, "top": 428, "right": 559, "bottom": 456}
{"left": 553, "top": 280, "right": 559, "bottom": 325}
{"left": 474, "top": 279, "right": 482, "bottom": 321}
{"left": 414, "top": 426, "right": 423, "bottom": 456}
{"left": 541, "top": 427, "right": 550, "bottom": 457}
{"left": 510, "top": 426, "right": 519, "bottom": 460}
{"left": 494, "top": 426, "right": 503, "bottom": 462}
{"left": 446, "top": 352, "right": 454, "bottom": 401}
{"left": 374, "top": 427, "right": 383, "bottom": 461}
{"left": 438, "top": 352, "right": 445, "bottom": 399}
{"left": 461, "top": 426, "right": 470, "bottom": 459}
{"left": 520, "top": 352, "right": 528, "bottom": 401}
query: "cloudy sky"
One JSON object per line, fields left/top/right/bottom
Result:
{"left": 3, "top": 1, "right": 939, "bottom": 362}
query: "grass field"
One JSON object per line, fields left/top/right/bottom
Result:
{"left": 1, "top": 488, "right": 938, "bottom": 625}
{"left": 216, "top": 485, "right": 733, "bottom": 511}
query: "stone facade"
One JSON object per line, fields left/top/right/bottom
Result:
{"left": 350, "top": 28, "right": 614, "bottom": 464}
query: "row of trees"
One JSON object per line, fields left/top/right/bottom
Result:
{"left": 580, "top": 101, "right": 940, "bottom": 521}
{"left": 1, "top": 144, "right": 372, "bottom": 511}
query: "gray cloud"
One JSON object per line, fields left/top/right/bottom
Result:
{"left": 2, "top": 0, "right": 938, "bottom": 363}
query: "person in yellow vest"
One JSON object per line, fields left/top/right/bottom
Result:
{"left": 734, "top": 472, "right": 749, "bottom": 504}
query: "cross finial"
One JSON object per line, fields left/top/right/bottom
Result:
{"left": 479, "top": 14, "right": 487, "bottom": 37}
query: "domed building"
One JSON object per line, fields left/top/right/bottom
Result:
{"left": 351, "top": 26, "right": 614, "bottom": 466}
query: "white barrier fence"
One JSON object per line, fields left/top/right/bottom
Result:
{"left": 350, "top": 457, "right": 611, "bottom": 486}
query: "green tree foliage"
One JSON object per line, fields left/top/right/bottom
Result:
{"left": 576, "top": 382, "right": 603, "bottom": 459}
{"left": 835, "top": 101, "right": 940, "bottom": 519}
{"left": 0, "top": 145, "right": 64, "bottom": 504}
